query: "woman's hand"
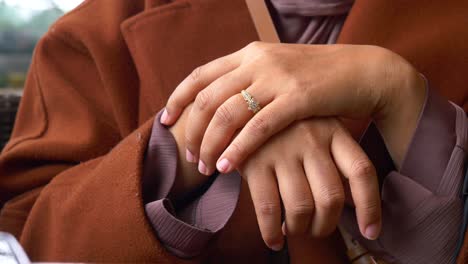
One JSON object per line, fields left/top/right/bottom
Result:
{"left": 167, "top": 104, "right": 379, "bottom": 252}
{"left": 236, "top": 117, "right": 380, "bottom": 250}
{"left": 161, "top": 42, "right": 426, "bottom": 174}
{"left": 166, "top": 104, "right": 208, "bottom": 202}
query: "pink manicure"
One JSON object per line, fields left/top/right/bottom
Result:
{"left": 270, "top": 242, "right": 283, "bottom": 252}
{"left": 186, "top": 149, "right": 197, "bottom": 163}
{"left": 160, "top": 109, "right": 169, "bottom": 124}
{"left": 364, "top": 223, "right": 380, "bottom": 240}
{"left": 198, "top": 160, "right": 209, "bottom": 175}
{"left": 217, "top": 158, "right": 231, "bottom": 173}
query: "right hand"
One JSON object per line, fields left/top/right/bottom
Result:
{"left": 237, "top": 117, "right": 381, "bottom": 251}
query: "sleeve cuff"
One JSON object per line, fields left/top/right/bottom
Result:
{"left": 359, "top": 81, "right": 460, "bottom": 192}
{"left": 145, "top": 198, "right": 214, "bottom": 259}
{"left": 343, "top": 78, "right": 468, "bottom": 263}
{"left": 145, "top": 172, "right": 241, "bottom": 258}
{"left": 142, "top": 109, "right": 242, "bottom": 258}
{"left": 398, "top": 82, "right": 458, "bottom": 191}
{"left": 142, "top": 110, "right": 178, "bottom": 203}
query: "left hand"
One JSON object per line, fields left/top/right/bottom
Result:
{"left": 161, "top": 42, "right": 425, "bottom": 175}
{"left": 236, "top": 117, "right": 380, "bottom": 250}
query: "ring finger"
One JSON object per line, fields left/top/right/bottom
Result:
{"left": 303, "top": 149, "right": 345, "bottom": 237}
{"left": 275, "top": 160, "right": 314, "bottom": 237}
{"left": 184, "top": 66, "right": 252, "bottom": 164}
{"left": 198, "top": 84, "right": 275, "bottom": 175}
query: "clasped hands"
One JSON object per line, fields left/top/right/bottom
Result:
{"left": 162, "top": 42, "right": 426, "bottom": 251}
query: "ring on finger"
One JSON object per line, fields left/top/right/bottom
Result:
{"left": 241, "top": 90, "right": 262, "bottom": 114}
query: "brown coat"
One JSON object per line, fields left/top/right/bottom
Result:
{"left": 0, "top": 0, "right": 466, "bottom": 263}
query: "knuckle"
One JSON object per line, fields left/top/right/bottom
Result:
{"left": 310, "top": 224, "right": 336, "bottom": 238}
{"left": 246, "top": 41, "right": 263, "bottom": 51}
{"left": 247, "top": 116, "right": 271, "bottom": 137}
{"left": 214, "top": 104, "right": 235, "bottom": 126}
{"left": 184, "top": 133, "right": 198, "bottom": 149}
{"left": 288, "top": 73, "right": 303, "bottom": 87}
{"left": 350, "top": 158, "right": 376, "bottom": 182}
{"left": 190, "top": 66, "right": 203, "bottom": 82}
{"left": 287, "top": 199, "right": 315, "bottom": 217}
{"left": 295, "top": 121, "right": 311, "bottom": 133}
{"left": 315, "top": 186, "right": 345, "bottom": 211}
{"left": 194, "top": 89, "right": 212, "bottom": 111}
{"left": 246, "top": 42, "right": 271, "bottom": 61}
{"left": 257, "top": 200, "right": 281, "bottom": 217}
{"left": 298, "top": 125, "right": 322, "bottom": 148}
{"left": 301, "top": 125, "right": 316, "bottom": 142}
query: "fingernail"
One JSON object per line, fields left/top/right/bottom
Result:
{"left": 270, "top": 242, "right": 283, "bottom": 252}
{"left": 160, "top": 109, "right": 169, "bottom": 124}
{"left": 216, "top": 158, "right": 231, "bottom": 173}
{"left": 364, "top": 223, "right": 380, "bottom": 240}
{"left": 198, "top": 160, "right": 209, "bottom": 175}
{"left": 282, "top": 222, "right": 287, "bottom": 236}
{"left": 186, "top": 149, "right": 197, "bottom": 163}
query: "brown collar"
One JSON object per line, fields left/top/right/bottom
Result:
{"left": 120, "top": 0, "right": 259, "bottom": 119}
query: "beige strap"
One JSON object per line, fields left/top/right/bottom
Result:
{"left": 245, "top": 0, "right": 280, "bottom": 43}
{"left": 338, "top": 225, "right": 387, "bottom": 264}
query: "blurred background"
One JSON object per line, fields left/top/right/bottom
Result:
{"left": 0, "top": 0, "right": 83, "bottom": 89}
{"left": 0, "top": 0, "right": 83, "bottom": 151}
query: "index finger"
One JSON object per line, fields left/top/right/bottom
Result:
{"left": 162, "top": 50, "right": 243, "bottom": 125}
{"left": 215, "top": 98, "right": 298, "bottom": 173}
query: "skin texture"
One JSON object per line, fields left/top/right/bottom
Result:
{"left": 237, "top": 117, "right": 379, "bottom": 250}
{"left": 167, "top": 106, "right": 366, "bottom": 255}
{"left": 163, "top": 42, "right": 426, "bottom": 251}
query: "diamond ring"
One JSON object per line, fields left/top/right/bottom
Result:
{"left": 241, "top": 90, "right": 262, "bottom": 114}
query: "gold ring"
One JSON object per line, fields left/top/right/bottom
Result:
{"left": 241, "top": 90, "right": 262, "bottom": 114}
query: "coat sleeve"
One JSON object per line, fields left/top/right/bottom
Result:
{"left": 342, "top": 85, "right": 467, "bottom": 264}
{"left": 0, "top": 32, "right": 196, "bottom": 263}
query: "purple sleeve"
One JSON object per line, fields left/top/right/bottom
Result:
{"left": 142, "top": 110, "right": 242, "bottom": 258}
{"left": 341, "top": 85, "right": 467, "bottom": 264}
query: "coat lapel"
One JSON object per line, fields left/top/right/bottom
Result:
{"left": 121, "top": 0, "right": 258, "bottom": 123}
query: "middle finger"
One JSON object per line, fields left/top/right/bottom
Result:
{"left": 303, "top": 149, "right": 345, "bottom": 237}
{"left": 198, "top": 83, "right": 275, "bottom": 175}
{"left": 185, "top": 66, "right": 251, "bottom": 164}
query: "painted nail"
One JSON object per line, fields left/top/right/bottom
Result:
{"left": 270, "top": 242, "right": 283, "bottom": 252}
{"left": 216, "top": 158, "right": 231, "bottom": 173}
{"left": 198, "top": 160, "right": 209, "bottom": 175}
{"left": 160, "top": 109, "right": 169, "bottom": 124}
{"left": 186, "top": 149, "right": 197, "bottom": 163}
{"left": 364, "top": 223, "right": 380, "bottom": 240}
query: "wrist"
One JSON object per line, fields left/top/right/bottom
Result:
{"left": 374, "top": 61, "right": 427, "bottom": 169}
